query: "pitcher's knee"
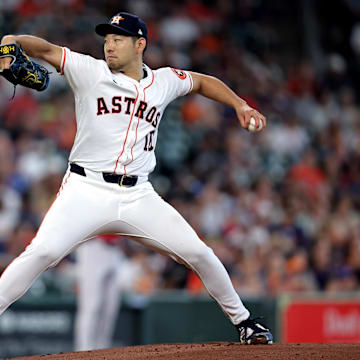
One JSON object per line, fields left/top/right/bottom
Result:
{"left": 180, "top": 243, "right": 215, "bottom": 267}
{"left": 34, "top": 243, "right": 63, "bottom": 267}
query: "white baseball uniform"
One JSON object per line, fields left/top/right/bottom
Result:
{"left": 0, "top": 48, "right": 250, "bottom": 326}
{"left": 74, "top": 235, "right": 124, "bottom": 351}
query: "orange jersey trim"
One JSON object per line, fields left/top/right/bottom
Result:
{"left": 114, "top": 84, "right": 139, "bottom": 174}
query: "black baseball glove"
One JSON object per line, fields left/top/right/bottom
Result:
{"left": 0, "top": 43, "right": 50, "bottom": 95}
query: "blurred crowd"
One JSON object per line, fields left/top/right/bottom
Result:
{"left": 1, "top": 0, "right": 360, "bottom": 298}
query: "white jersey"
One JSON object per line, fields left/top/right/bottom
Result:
{"left": 60, "top": 47, "right": 193, "bottom": 176}
{"left": 0, "top": 50, "right": 251, "bottom": 331}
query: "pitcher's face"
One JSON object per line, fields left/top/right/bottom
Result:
{"left": 104, "top": 34, "right": 137, "bottom": 71}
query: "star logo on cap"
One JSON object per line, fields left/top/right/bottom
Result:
{"left": 138, "top": 29, "right": 143, "bottom": 35}
{"left": 111, "top": 15, "right": 124, "bottom": 25}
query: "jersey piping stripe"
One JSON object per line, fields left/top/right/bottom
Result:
{"left": 113, "top": 84, "right": 139, "bottom": 174}
{"left": 124, "top": 69, "right": 155, "bottom": 173}
{"left": 124, "top": 96, "right": 141, "bottom": 174}
{"left": 60, "top": 48, "right": 67, "bottom": 75}
{"left": 144, "top": 68, "right": 155, "bottom": 92}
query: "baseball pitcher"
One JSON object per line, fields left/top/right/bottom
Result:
{"left": 0, "top": 12, "right": 272, "bottom": 344}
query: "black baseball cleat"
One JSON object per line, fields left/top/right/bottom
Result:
{"left": 235, "top": 317, "right": 273, "bottom": 344}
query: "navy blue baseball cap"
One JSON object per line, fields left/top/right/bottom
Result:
{"left": 95, "top": 12, "right": 148, "bottom": 41}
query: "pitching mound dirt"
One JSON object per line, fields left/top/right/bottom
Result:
{"left": 3, "top": 343, "right": 360, "bottom": 360}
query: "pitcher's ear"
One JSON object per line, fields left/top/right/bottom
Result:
{"left": 136, "top": 37, "right": 147, "bottom": 53}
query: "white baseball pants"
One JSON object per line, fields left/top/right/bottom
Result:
{"left": 0, "top": 166, "right": 250, "bottom": 325}
{"left": 74, "top": 238, "right": 123, "bottom": 351}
